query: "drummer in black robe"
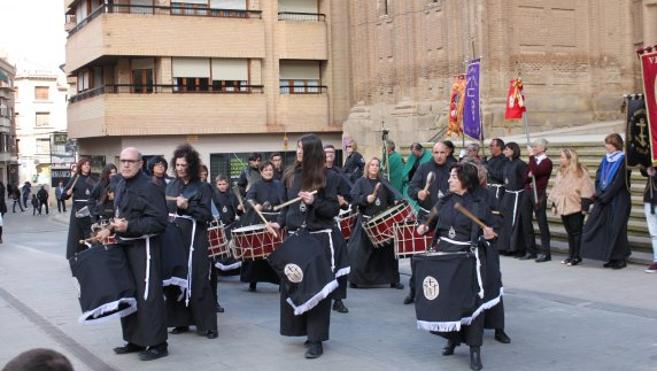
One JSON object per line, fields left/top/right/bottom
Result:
{"left": 496, "top": 142, "right": 532, "bottom": 257}
{"left": 269, "top": 134, "right": 346, "bottom": 359}
{"left": 64, "top": 158, "right": 97, "bottom": 259}
{"left": 101, "top": 147, "right": 169, "bottom": 361}
{"left": 483, "top": 138, "right": 507, "bottom": 203}
{"left": 241, "top": 161, "right": 282, "bottom": 291}
{"left": 325, "top": 144, "right": 352, "bottom": 313}
{"left": 415, "top": 162, "right": 497, "bottom": 371}
{"left": 348, "top": 156, "right": 404, "bottom": 289}
{"left": 165, "top": 144, "right": 218, "bottom": 339}
{"left": 581, "top": 133, "right": 632, "bottom": 269}
{"left": 88, "top": 164, "right": 118, "bottom": 223}
{"left": 405, "top": 141, "right": 452, "bottom": 304}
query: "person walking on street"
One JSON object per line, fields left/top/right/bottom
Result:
{"left": 11, "top": 185, "right": 24, "bottom": 213}
{"left": 31, "top": 194, "right": 39, "bottom": 215}
{"left": 22, "top": 181, "right": 32, "bottom": 209}
{"left": 55, "top": 181, "right": 66, "bottom": 213}
{"left": 37, "top": 185, "right": 49, "bottom": 215}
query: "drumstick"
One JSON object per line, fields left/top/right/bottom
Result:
{"left": 66, "top": 175, "right": 80, "bottom": 195}
{"left": 453, "top": 202, "right": 490, "bottom": 230}
{"left": 233, "top": 187, "right": 245, "bottom": 211}
{"left": 423, "top": 172, "right": 435, "bottom": 193}
{"left": 273, "top": 190, "right": 318, "bottom": 211}
{"left": 370, "top": 182, "right": 381, "bottom": 198}
{"left": 166, "top": 195, "right": 188, "bottom": 202}
{"left": 248, "top": 200, "right": 278, "bottom": 238}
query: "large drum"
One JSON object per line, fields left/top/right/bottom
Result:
{"left": 207, "top": 218, "right": 230, "bottom": 259}
{"left": 69, "top": 245, "right": 138, "bottom": 324}
{"left": 337, "top": 207, "right": 358, "bottom": 241}
{"left": 362, "top": 202, "right": 415, "bottom": 247}
{"left": 231, "top": 224, "right": 287, "bottom": 261}
{"left": 393, "top": 221, "right": 434, "bottom": 258}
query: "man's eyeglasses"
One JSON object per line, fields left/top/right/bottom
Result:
{"left": 120, "top": 159, "right": 141, "bottom": 165}
{"left": 345, "top": 145, "right": 352, "bottom": 148}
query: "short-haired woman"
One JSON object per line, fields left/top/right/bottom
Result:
{"left": 581, "top": 133, "right": 632, "bottom": 269}
{"left": 548, "top": 149, "right": 595, "bottom": 266}
{"left": 64, "top": 158, "right": 96, "bottom": 258}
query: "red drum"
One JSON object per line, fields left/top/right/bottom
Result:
{"left": 231, "top": 224, "right": 287, "bottom": 261}
{"left": 363, "top": 202, "right": 416, "bottom": 247}
{"left": 393, "top": 221, "right": 434, "bottom": 258}
{"left": 207, "top": 219, "right": 230, "bottom": 259}
{"left": 337, "top": 208, "right": 358, "bottom": 241}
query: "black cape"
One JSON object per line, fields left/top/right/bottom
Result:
{"left": 64, "top": 174, "right": 96, "bottom": 259}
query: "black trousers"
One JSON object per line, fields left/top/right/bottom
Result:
{"left": 280, "top": 283, "right": 331, "bottom": 342}
{"left": 561, "top": 212, "right": 584, "bottom": 260}
{"left": 38, "top": 200, "right": 49, "bottom": 214}
{"left": 528, "top": 193, "right": 550, "bottom": 256}
{"left": 57, "top": 199, "right": 66, "bottom": 212}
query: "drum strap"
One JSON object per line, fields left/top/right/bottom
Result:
{"left": 171, "top": 213, "right": 196, "bottom": 306}
{"left": 119, "top": 234, "right": 156, "bottom": 301}
{"left": 469, "top": 201, "right": 485, "bottom": 300}
{"left": 504, "top": 189, "right": 524, "bottom": 227}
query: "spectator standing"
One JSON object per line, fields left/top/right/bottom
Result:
{"left": 37, "top": 185, "right": 49, "bottom": 215}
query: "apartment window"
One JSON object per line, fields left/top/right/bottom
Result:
{"left": 35, "top": 86, "right": 49, "bottom": 101}
{"left": 0, "top": 133, "right": 8, "bottom": 153}
{"left": 211, "top": 59, "right": 248, "bottom": 92}
{"left": 35, "top": 112, "right": 50, "bottom": 128}
{"left": 130, "top": 0, "right": 154, "bottom": 14}
{"left": 172, "top": 0, "right": 209, "bottom": 16}
{"left": 77, "top": 70, "right": 90, "bottom": 92}
{"left": 278, "top": 0, "right": 317, "bottom": 13}
{"left": 0, "top": 98, "right": 6, "bottom": 117}
{"left": 131, "top": 58, "right": 154, "bottom": 93}
{"left": 172, "top": 58, "right": 210, "bottom": 92}
{"left": 36, "top": 138, "right": 50, "bottom": 155}
{"left": 280, "top": 60, "right": 321, "bottom": 94}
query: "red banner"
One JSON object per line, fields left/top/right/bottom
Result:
{"left": 638, "top": 46, "right": 657, "bottom": 165}
{"left": 504, "top": 78, "right": 526, "bottom": 121}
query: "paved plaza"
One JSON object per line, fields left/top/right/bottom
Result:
{"left": 0, "top": 210, "right": 655, "bottom": 371}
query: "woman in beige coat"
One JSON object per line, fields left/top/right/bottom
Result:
{"left": 548, "top": 148, "right": 595, "bottom": 265}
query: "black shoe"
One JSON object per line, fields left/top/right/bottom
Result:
{"left": 390, "top": 282, "right": 404, "bottom": 289}
{"left": 519, "top": 254, "right": 537, "bottom": 261}
{"left": 304, "top": 341, "right": 323, "bottom": 359}
{"left": 567, "top": 258, "right": 581, "bottom": 266}
{"left": 332, "top": 299, "right": 348, "bottom": 313}
{"left": 494, "top": 329, "right": 511, "bottom": 344}
{"left": 138, "top": 344, "right": 168, "bottom": 361}
{"left": 170, "top": 326, "right": 189, "bottom": 334}
{"left": 469, "top": 346, "right": 483, "bottom": 371}
{"left": 442, "top": 340, "right": 457, "bottom": 356}
{"left": 561, "top": 257, "right": 572, "bottom": 265}
{"left": 113, "top": 343, "right": 145, "bottom": 355}
{"left": 535, "top": 255, "right": 551, "bottom": 263}
{"left": 349, "top": 282, "right": 358, "bottom": 289}
{"left": 403, "top": 295, "right": 414, "bottom": 305}
{"left": 216, "top": 303, "right": 224, "bottom": 313}
{"left": 611, "top": 260, "right": 627, "bottom": 270}
{"left": 603, "top": 261, "right": 614, "bottom": 268}
{"left": 248, "top": 282, "right": 257, "bottom": 292}
{"left": 205, "top": 330, "right": 218, "bottom": 339}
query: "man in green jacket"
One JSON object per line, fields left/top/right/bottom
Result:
{"left": 402, "top": 143, "right": 432, "bottom": 208}
{"left": 383, "top": 140, "right": 405, "bottom": 193}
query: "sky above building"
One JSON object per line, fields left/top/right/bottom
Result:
{"left": 0, "top": 0, "right": 66, "bottom": 73}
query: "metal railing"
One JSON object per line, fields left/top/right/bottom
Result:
{"left": 68, "top": 3, "right": 262, "bottom": 36}
{"left": 279, "top": 85, "right": 327, "bottom": 94}
{"left": 68, "top": 83, "right": 264, "bottom": 103}
{"left": 278, "top": 11, "right": 326, "bottom": 22}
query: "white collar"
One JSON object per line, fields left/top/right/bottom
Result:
{"left": 605, "top": 151, "right": 623, "bottom": 163}
{"left": 535, "top": 153, "right": 547, "bottom": 164}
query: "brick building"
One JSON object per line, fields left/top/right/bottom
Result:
{"left": 0, "top": 57, "right": 19, "bottom": 185}
{"left": 64, "top": 0, "right": 350, "bottom": 179}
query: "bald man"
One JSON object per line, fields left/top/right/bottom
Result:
{"left": 98, "top": 147, "right": 169, "bottom": 361}
{"left": 408, "top": 141, "right": 453, "bottom": 213}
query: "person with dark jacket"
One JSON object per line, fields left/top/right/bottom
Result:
{"left": 11, "top": 185, "right": 24, "bottom": 213}
{"left": 31, "top": 194, "right": 39, "bottom": 215}
{"left": 55, "top": 181, "right": 66, "bottom": 213}
{"left": 237, "top": 153, "right": 262, "bottom": 197}
{"left": 0, "top": 181, "right": 7, "bottom": 215}
{"left": 22, "top": 181, "right": 32, "bottom": 209}
{"left": 36, "top": 185, "right": 49, "bottom": 215}
{"left": 342, "top": 140, "right": 365, "bottom": 184}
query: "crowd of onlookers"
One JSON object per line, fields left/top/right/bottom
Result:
{"left": 3, "top": 180, "right": 67, "bottom": 215}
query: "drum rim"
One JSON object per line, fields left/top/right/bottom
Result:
{"left": 367, "top": 202, "right": 411, "bottom": 224}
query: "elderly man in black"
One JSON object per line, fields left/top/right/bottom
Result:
{"left": 98, "top": 147, "right": 169, "bottom": 361}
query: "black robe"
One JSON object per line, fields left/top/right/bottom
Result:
{"left": 343, "top": 151, "right": 365, "bottom": 184}
{"left": 497, "top": 159, "right": 532, "bottom": 255}
{"left": 240, "top": 179, "right": 283, "bottom": 285}
{"left": 408, "top": 160, "right": 451, "bottom": 212}
{"left": 211, "top": 189, "right": 242, "bottom": 275}
{"left": 114, "top": 172, "right": 169, "bottom": 347}
{"left": 347, "top": 177, "right": 401, "bottom": 286}
{"left": 477, "top": 188, "right": 505, "bottom": 330}
{"left": 326, "top": 165, "right": 353, "bottom": 300}
{"left": 484, "top": 154, "right": 508, "bottom": 185}
{"left": 165, "top": 178, "right": 218, "bottom": 333}
{"left": 581, "top": 161, "right": 632, "bottom": 262}
{"left": 275, "top": 169, "right": 345, "bottom": 342}
{"left": 417, "top": 192, "right": 494, "bottom": 347}
{"left": 64, "top": 174, "right": 96, "bottom": 259}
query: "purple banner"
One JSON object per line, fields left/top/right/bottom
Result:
{"left": 463, "top": 59, "right": 481, "bottom": 140}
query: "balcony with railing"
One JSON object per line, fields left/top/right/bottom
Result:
{"left": 278, "top": 12, "right": 325, "bottom": 22}
{"left": 65, "top": 3, "right": 265, "bottom": 73}
{"left": 67, "top": 83, "right": 268, "bottom": 138}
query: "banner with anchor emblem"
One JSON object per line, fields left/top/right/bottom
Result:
{"left": 624, "top": 94, "right": 652, "bottom": 168}
{"left": 637, "top": 46, "right": 657, "bottom": 165}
